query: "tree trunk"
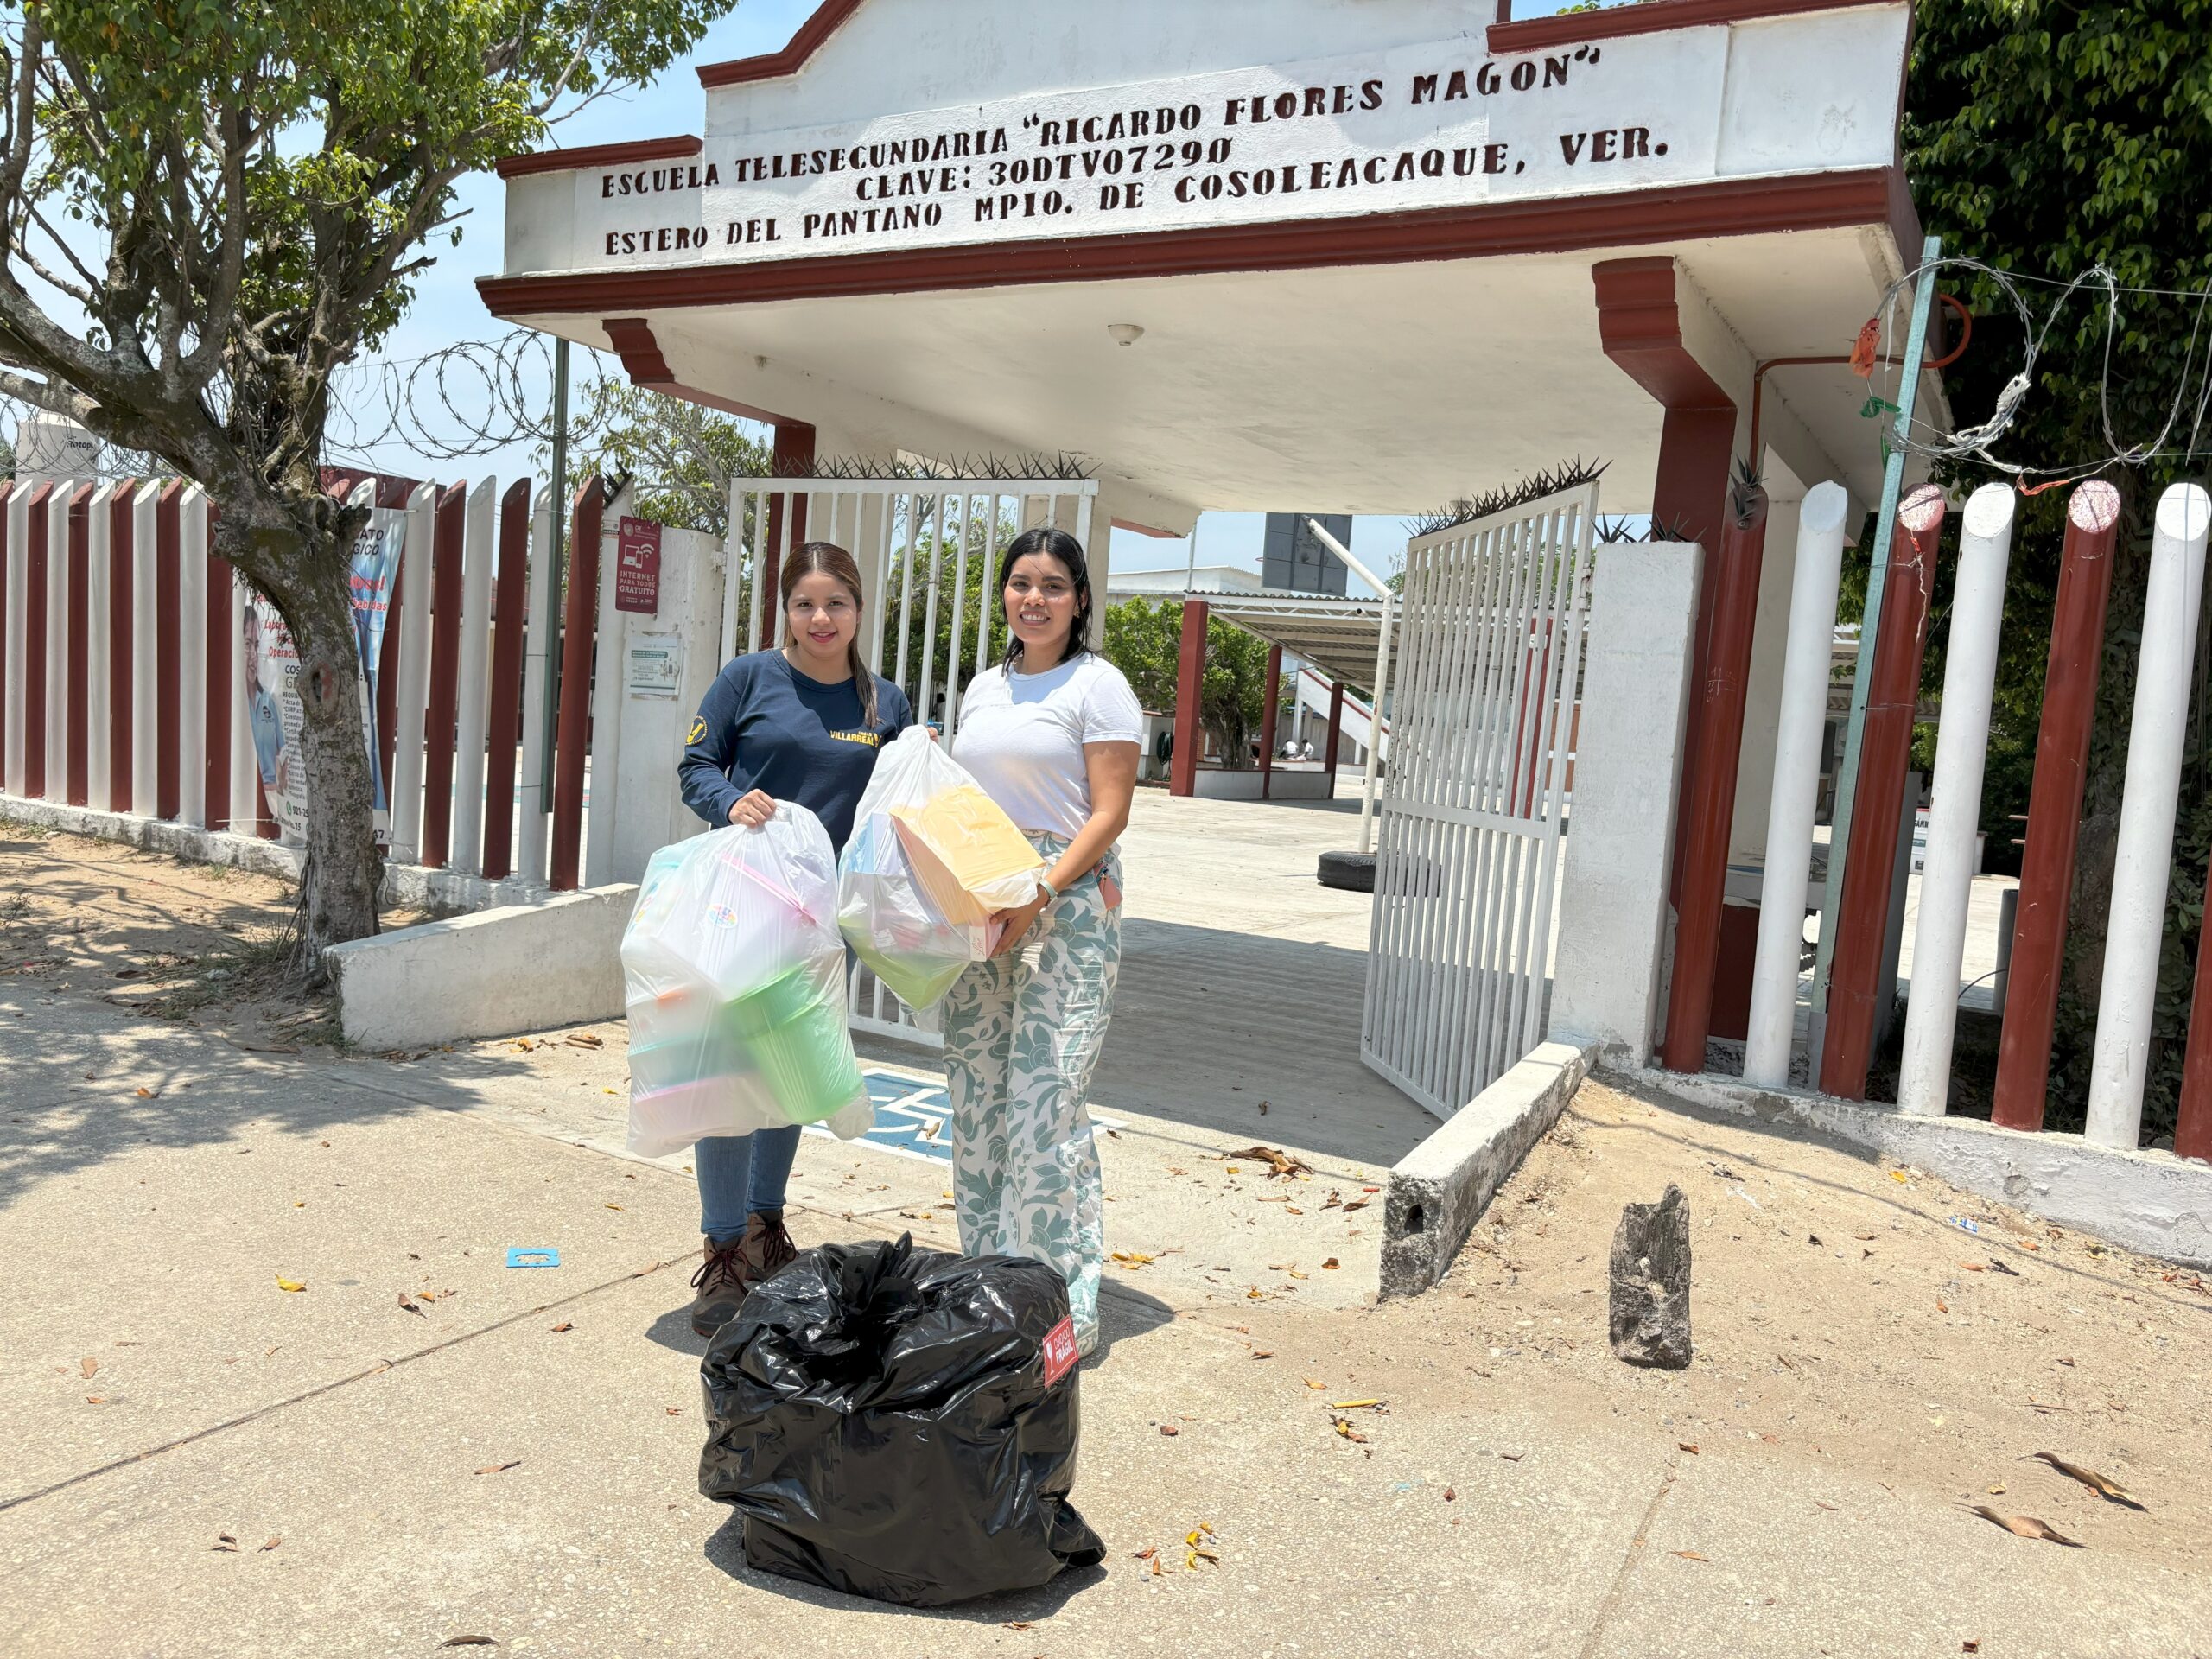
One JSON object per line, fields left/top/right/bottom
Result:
{"left": 214, "top": 505, "right": 382, "bottom": 985}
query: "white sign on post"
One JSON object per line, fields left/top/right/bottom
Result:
{"left": 577, "top": 32, "right": 1732, "bottom": 270}
{"left": 626, "top": 633, "right": 685, "bottom": 701}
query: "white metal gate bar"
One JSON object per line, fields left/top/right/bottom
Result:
{"left": 720, "top": 476, "right": 1099, "bottom": 1047}
{"left": 1362, "top": 482, "right": 1597, "bottom": 1120}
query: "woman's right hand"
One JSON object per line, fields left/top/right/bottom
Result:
{"left": 728, "top": 790, "right": 777, "bottom": 829}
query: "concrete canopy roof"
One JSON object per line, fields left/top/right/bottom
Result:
{"left": 482, "top": 0, "right": 1938, "bottom": 533}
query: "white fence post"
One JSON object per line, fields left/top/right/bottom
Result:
{"left": 177, "top": 486, "right": 208, "bottom": 826}
{"left": 387, "top": 483, "right": 437, "bottom": 861}
{"left": 514, "top": 486, "right": 555, "bottom": 890}
{"left": 450, "top": 478, "right": 498, "bottom": 876}
{"left": 130, "top": 482, "right": 159, "bottom": 817}
{"left": 2085, "top": 483, "right": 2212, "bottom": 1148}
{"left": 228, "top": 563, "right": 256, "bottom": 835}
{"left": 1898, "top": 483, "right": 2016, "bottom": 1116}
{"left": 582, "top": 481, "right": 632, "bottom": 889}
{"left": 1743, "top": 481, "right": 1852, "bottom": 1087}
{"left": 3, "top": 483, "right": 29, "bottom": 799}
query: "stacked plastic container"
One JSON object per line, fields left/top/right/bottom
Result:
{"left": 839, "top": 728, "right": 1046, "bottom": 1010}
{"left": 622, "top": 804, "right": 872, "bottom": 1158}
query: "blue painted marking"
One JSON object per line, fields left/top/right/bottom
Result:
{"left": 505, "top": 1247, "right": 561, "bottom": 1268}
{"left": 806, "top": 1065, "right": 1116, "bottom": 1167}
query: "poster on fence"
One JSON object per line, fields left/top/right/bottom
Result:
{"left": 241, "top": 505, "right": 404, "bottom": 842}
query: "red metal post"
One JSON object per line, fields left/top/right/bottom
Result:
{"left": 759, "top": 421, "right": 817, "bottom": 649}
{"left": 1324, "top": 677, "right": 1345, "bottom": 799}
{"left": 1992, "top": 480, "right": 2124, "bottom": 1128}
{"left": 23, "top": 484, "right": 52, "bottom": 800}
{"left": 0, "top": 486, "right": 10, "bottom": 785}
{"left": 1660, "top": 479, "right": 1770, "bottom": 1072}
{"left": 155, "top": 481, "right": 183, "bottom": 820}
{"left": 2176, "top": 912, "right": 2212, "bottom": 1161}
{"left": 1259, "top": 643, "right": 1283, "bottom": 799}
{"left": 549, "top": 480, "right": 605, "bottom": 891}
{"left": 107, "top": 485, "right": 134, "bottom": 810}
{"left": 204, "top": 502, "right": 232, "bottom": 831}
{"left": 64, "top": 486, "right": 90, "bottom": 806}
{"left": 1821, "top": 484, "right": 1948, "bottom": 1099}
{"left": 420, "top": 482, "right": 467, "bottom": 868}
{"left": 1169, "top": 597, "right": 1208, "bottom": 797}
{"left": 481, "top": 480, "right": 532, "bottom": 880}
{"left": 376, "top": 545, "right": 404, "bottom": 808}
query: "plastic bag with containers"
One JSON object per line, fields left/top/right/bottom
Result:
{"left": 621, "top": 804, "right": 872, "bottom": 1158}
{"left": 837, "top": 728, "right": 1044, "bottom": 1011}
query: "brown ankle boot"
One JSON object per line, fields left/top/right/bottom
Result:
{"left": 688, "top": 1236, "right": 747, "bottom": 1340}
{"left": 734, "top": 1209, "right": 797, "bottom": 1290}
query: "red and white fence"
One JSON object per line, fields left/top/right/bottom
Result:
{"left": 0, "top": 469, "right": 634, "bottom": 905}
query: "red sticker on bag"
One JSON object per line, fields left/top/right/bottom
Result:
{"left": 1040, "top": 1317, "right": 1079, "bottom": 1386}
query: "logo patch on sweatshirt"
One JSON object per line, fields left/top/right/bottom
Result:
{"left": 686, "top": 716, "right": 708, "bottom": 746}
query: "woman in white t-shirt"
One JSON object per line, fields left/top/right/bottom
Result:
{"left": 944, "top": 526, "right": 1142, "bottom": 1357}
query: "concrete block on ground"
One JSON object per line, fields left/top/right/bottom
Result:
{"left": 328, "top": 884, "right": 634, "bottom": 1050}
{"left": 1624, "top": 1065, "right": 2212, "bottom": 1268}
{"left": 1381, "top": 1039, "right": 1593, "bottom": 1298}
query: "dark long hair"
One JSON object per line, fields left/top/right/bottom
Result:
{"left": 781, "top": 540, "right": 878, "bottom": 726}
{"left": 997, "top": 526, "right": 1095, "bottom": 671}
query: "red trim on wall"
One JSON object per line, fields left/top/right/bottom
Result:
{"left": 495, "top": 135, "right": 702, "bottom": 181}
{"left": 421, "top": 483, "right": 468, "bottom": 870}
{"left": 0, "top": 491, "right": 9, "bottom": 784}
{"left": 480, "top": 168, "right": 1905, "bottom": 320}
{"left": 481, "top": 480, "right": 533, "bottom": 881}
{"left": 64, "top": 485, "right": 91, "bottom": 807}
{"left": 601, "top": 316, "right": 797, "bottom": 427}
{"left": 697, "top": 0, "right": 867, "bottom": 86}
{"left": 107, "top": 486, "right": 134, "bottom": 810}
{"left": 1489, "top": 0, "right": 1886, "bottom": 54}
{"left": 1591, "top": 256, "right": 1734, "bottom": 413}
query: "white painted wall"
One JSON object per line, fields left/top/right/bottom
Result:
{"left": 1548, "top": 539, "right": 1701, "bottom": 1065}
{"left": 607, "top": 524, "right": 728, "bottom": 881}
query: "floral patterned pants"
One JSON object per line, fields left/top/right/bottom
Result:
{"left": 942, "top": 836, "right": 1122, "bottom": 1352}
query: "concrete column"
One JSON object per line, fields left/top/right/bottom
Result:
{"left": 1743, "top": 480, "right": 1850, "bottom": 1087}
{"left": 1259, "top": 643, "right": 1281, "bottom": 798}
{"left": 1548, "top": 539, "right": 1702, "bottom": 1065}
{"left": 1897, "top": 484, "right": 2017, "bottom": 1115}
{"left": 1325, "top": 678, "right": 1345, "bottom": 800}
{"left": 1169, "top": 597, "right": 1207, "bottom": 796}
{"left": 2086, "top": 484, "right": 2212, "bottom": 1148}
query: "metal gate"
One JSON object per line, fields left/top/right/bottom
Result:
{"left": 718, "top": 476, "right": 1100, "bottom": 1047}
{"left": 1361, "top": 481, "right": 1599, "bottom": 1119}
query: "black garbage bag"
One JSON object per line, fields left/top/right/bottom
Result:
{"left": 699, "top": 1234, "right": 1104, "bottom": 1606}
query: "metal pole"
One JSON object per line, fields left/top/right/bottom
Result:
{"left": 1897, "top": 482, "right": 2017, "bottom": 1115}
{"left": 1358, "top": 588, "right": 1391, "bottom": 855}
{"left": 539, "top": 338, "right": 569, "bottom": 798}
{"left": 1808, "top": 231, "right": 1942, "bottom": 1058}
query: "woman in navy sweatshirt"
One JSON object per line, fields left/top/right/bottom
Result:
{"left": 676, "top": 540, "right": 911, "bottom": 1337}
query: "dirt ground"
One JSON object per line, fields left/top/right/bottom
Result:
{"left": 0, "top": 822, "right": 429, "bottom": 1056}
{"left": 1335, "top": 1076, "right": 2212, "bottom": 1571}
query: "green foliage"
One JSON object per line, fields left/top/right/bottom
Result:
{"left": 878, "top": 523, "right": 1007, "bottom": 720}
{"left": 1903, "top": 0, "right": 2212, "bottom": 1141}
{"left": 1099, "top": 598, "right": 1275, "bottom": 768}
{"left": 572, "top": 383, "right": 773, "bottom": 540}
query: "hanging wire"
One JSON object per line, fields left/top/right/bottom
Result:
{"left": 1869, "top": 254, "right": 2212, "bottom": 488}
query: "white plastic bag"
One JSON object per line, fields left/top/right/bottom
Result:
{"left": 622, "top": 804, "right": 873, "bottom": 1158}
{"left": 838, "top": 729, "right": 1044, "bottom": 1010}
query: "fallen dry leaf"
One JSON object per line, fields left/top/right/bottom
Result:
{"left": 79, "top": 1357, "right": 97, "bottom": 1379}
{"left": 275, "top": 1276, "right": 306, "bottom": 1294}
{"left": 604, "top": 1203, "right": 623, "bottom": 1211}
{"left": 564, "top": 1031, "right": 604, "bottom": 1048}
{"left": 1322, "top": 1257, "right": 1341, "bottom": 1270}
{"left": 1150, "top": 1554, "right": 1163, "bottom": 1577}
{"left": 2029, "top": 1452, "right": 2144, "bottom": 1510}
{"left": 438, "top": 1640, "right": 498, "bottom": 1650}
{"left": 1223, "top": 1145, "right": 1312, "bottom": 1179}
{"left": 1342, "top": 1200, "right": 1369, "bottom": 1214}
{"left": 1672, "top": 1550, "right": 1709, "bottom": 1562}
{"left": 212, "top": 1534, "right": 241, "bottom": 1553}
{"left": 1815, "top": 1501, "right": 1840, "bottom": 1511}
{"left": 1109, "top": 1251, "right": 1155, "bottom": 1268}
{"left": 666, "top": 1407, "right": 681, "bottom": 1417}
{"left": 1444, "top": 1486, "right": 1457, "bottom": 1502}
{"left": 1304, "top": 1377, "right": 1326, "bottom": 1390}
{"left": 135, "top": 1087, "right": 153, "bottom": 1098}
{"left": 474, "top": 1460, "right": 521, "bottom": 1476}
{"left": 1249, "top": 1350, "right": 1274, "bottom": 1360}
{"left": 1962, "top": 1643, "right": 1981, "bottom": 1654}
{"left": 1332, "top": 1419, "right": 1369, "bottom": 1444}
{"left": 1003, "top": 1621, "right": 1034, "bottom": 1632}
{"left": 1678, "top": 1442, "right": 1700, "bottom": 1455}
{"left": 259, "top": 1537, "right": 280, "bottom": 1552}
{"left": 1966, "top": 1505, "right": 2083, "bottom": 1547}
{"left": 550, "top": 1322, "right": 573, "bottom": 1333}
{"left": 1936, "top": 1298, "right": 1949, "bottom": 1313}
{"left": 397, "top": 1293, "right": 425, "bottom": 1315}
{"left": 1960, "top": 1262, "right": 1986, "bottom": 1272}
{"left": 1159, "top": 1425, "right": 1179, "bottom": 1437}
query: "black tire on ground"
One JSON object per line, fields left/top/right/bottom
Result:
{"left": 1317, "top": 850, "right": 1376, "bottom": 893}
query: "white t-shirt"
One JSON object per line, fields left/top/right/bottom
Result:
{"left": 952, "top": 653, "right": 1143, "bottom": 839}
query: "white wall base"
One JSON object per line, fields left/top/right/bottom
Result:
{"left": 1624, "top": 1065, "right": 2212, "bottom": 1268}
{"left": 326, "top": 884, "right": 635, "bottom": 1051}
{"left": 1191, "top": 766, "right": 1334, "bottom": 801}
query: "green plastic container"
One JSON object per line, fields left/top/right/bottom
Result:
{"left": 725, "top": 963, "right": 865, "bottom": 1125}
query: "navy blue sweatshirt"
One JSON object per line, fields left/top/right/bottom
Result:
{"left": 677, "top": 651, "right": 912, "bottom": 851}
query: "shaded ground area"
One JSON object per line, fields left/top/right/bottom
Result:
{"left": 5, "top": 830, "right": 2210, "bottom": 1656}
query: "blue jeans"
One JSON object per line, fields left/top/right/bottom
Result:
{"left": 696, "top": 1126, "right": 800, "bottom": 1243}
